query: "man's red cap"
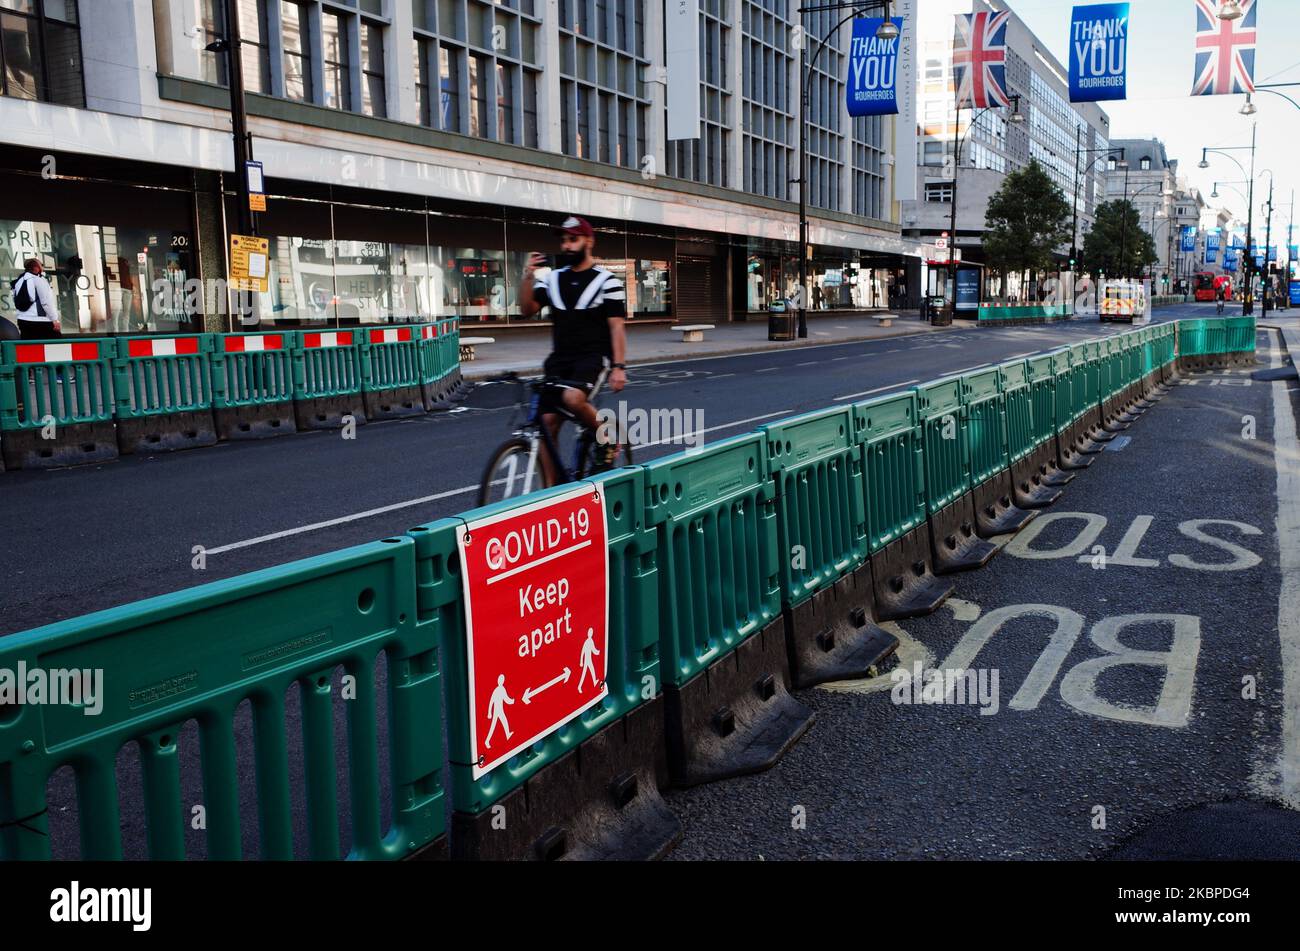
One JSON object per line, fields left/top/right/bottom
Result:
{"left": 555, "top": 215, "right": 595, "bottom": 239}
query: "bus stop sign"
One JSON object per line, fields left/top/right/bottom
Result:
{"left": 457, "top": 483, "right": 609, "bottom": 779}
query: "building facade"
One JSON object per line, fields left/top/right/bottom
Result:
{"left": 901, "top": 0, "right": 1111, "bottom": 304}
{"left": 0, "top": 0, "right": 918, "bottom": 337}
{"left": 1103, "top": 137, "right": 1206, "bottom": 288}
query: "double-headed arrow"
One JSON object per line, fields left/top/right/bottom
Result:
{"left": 523, "top": 667, "right": 571, "bottom": 704}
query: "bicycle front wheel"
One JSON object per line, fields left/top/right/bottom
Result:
{"left": 478, "top": 437, "right": 546, "bottom": 507}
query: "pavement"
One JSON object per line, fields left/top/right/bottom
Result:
{"left": 9, "top": 301, "right": 1300, "bottom": 860}
{"left": 458, "top": 308, "right": 938, "bottom": 379}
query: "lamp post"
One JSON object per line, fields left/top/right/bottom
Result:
{"left": 1259, "top": 170, "right": 1275, "bottom": 313}
{"left": 1199, "top": 127, "right": 1256, "bottom": 314}
{"left": 795, "top": 1, "right": 896, "bottom": 339}
{"left": 1128, "top": 181, "right": 1170, "bottom": 283}
{"left": 206, "top": 0, "right": 258, "bottom": 327}
{"left": 1071, "top": 143, "right": 1124, "bottom": 273}
{"left": 945, "top": 95, "right": 1024, "bottom": 319}
{"left": 207, "top": 0, "right": 256, "bottom": 239}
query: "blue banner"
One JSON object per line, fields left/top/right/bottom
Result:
{"left": 1268, "top": 246, "right": 1277, "bottom": 262}
{"left": 846, "top": 18, "right": 901, "bottom": 117}
{"left": 1205, "top": 244, "right": 1217, "bottom": 265}
{"left": 1069, "top": 3, "right": 1130, "bottom": 102}
{"left": 1180, "top": 226, "right": 1197, "bottom": 253}
{"left": 1291, "top": 281, "right": 1300, "bottom": 307}
{"left": 1231, "top": 232, "right": 1245, "bottom": 249}
{"left": 1224, "top": 249, "right": 1239, "bottom": 273}
{"left": 1207, "top": 230, "right": 1220, "bottom": 252}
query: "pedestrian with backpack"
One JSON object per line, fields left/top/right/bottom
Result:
{"left": 10, "top": 258, "right": 60, "bottom": 339}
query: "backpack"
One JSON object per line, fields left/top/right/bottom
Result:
{"left": 11, "top": 273, "right": 45, "bottom": 317}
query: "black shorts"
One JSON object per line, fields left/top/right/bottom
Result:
{"left": 540, "top": 354, "right": 608, "bottom": 418}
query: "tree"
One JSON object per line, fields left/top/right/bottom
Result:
{"left": 982, "top": 159, "right": 1072, "bottom": 300}
{"left": 1082, "top": 200, "right": 1158, "bottom": 278}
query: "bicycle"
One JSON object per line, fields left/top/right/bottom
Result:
{"left": 477, "top": 369, "right": 633, "bottom": 506}
{"left": 1216, "top": 298, "right": 1225, "bottom": 315}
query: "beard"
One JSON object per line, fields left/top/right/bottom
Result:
{"left": 557, "top": 249, "right": 586, "bottom": 268}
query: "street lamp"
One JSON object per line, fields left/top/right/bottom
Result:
{"left": 1070, "top": 139, "right": 1124, "bottom": 272}
{"left": 794, "top": 1, "right": 897, "bottom": 339}
{"left": 206, "top": 0, "right": 258, "bottom": 328}
{"left": 1239, "top": 94, "right": 1257, "bottom": 116}
{"left": 1258, "top": 169, "right": 1276, "bottom": 313}
{"left": 1200, "top": 129, "right": 1258, "bottom": 314}
{"left": 1217, "top": 0, "right": 1243, "bottom": 20}
{"left": 945, "top": 95, "right": 1024, "bottom": 319}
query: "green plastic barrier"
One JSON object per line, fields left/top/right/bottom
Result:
{"left": 0, "top": 338, "right": 115, "bottom": 430}
{"left": 643, "top": 432, "right": 778, "bottom": 688}
{"left": 362, "top": 325, "right": 425, "bottom": 392}
{"left": 1179, "top": 319, "right": 1207, "bottom": 359}
{"left": 760, "top": 404, "right": 868, "bottom": 608}
{"left": 112, "top": 334, "right": 214, "bottom": 417}
{"left": 962, "top": 367, "right": 1009, "bottom": 487}
{"left": 0, "top": 538, "right": 443, "bottom": 861}
{"left": 914, "top": 376, "right": 970, "bottom": 514}
{"left": 999, "top": 359, "right": 1036, "bottom": 463}
{"left": 1224, "top": 316, "right": 1257, "bottom": 354}
{"left": 407, "top": 468, "right": 659, "bottom": 814}
{"left": 1203, "top": 318, "right": 1228, "bottom": 356}
{"left": 294, "top": 330, "right": 363, "bottom": 400}
{"left": 418, "top": 323, "right": 444, "bottom": 386}
{"left": 210, "top": 331, "right": 294, "bottom": 409}
{"left": 855, "top": 391, "right": 926, "bottom": 553}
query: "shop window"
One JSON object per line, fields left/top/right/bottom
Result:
{"left": 0, "top": 0, "right": 84, "bottom": 107}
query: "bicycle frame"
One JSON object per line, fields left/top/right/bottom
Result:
{"left": 513, "top": 369, "right": 609, "bottom": 488}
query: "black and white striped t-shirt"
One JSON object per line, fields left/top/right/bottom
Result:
{"left": 533, "top": 265, "right": 626, "bottom": 358}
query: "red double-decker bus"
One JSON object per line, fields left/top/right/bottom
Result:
{"left": 1193, "top": 272, "right": 1217, "bottom": 301}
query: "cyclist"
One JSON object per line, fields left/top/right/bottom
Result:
{"left": 1215, "top": 281, "right": 1226, "bottom": 314}
{"left": 518, "top": 215, "right": 628, "bottom": 485}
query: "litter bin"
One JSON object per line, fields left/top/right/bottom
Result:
{"left": 768, "top": 301, "right": 795, "bottom": 341}
{"left": 928, "top": 295, "right": 951, "bottom": 327}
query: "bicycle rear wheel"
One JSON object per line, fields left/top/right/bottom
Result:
{"left": 478, "top": 437, "right": 546, "bottom": 506}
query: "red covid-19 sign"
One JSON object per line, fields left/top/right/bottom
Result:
{"left": 457, "top": 483, "right": 609, "bottom": 779}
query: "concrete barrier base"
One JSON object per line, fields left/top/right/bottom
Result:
{"left": 116, "top": 410, "right": 217, "bottom": 455}
{"left": 782, "top": 562, "right": 899, "bottom": 689}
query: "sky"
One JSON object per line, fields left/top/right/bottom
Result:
{"left": 1006, "top": 0, "right": 1300, "bottom": 241}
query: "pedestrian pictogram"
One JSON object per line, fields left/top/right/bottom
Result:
{"left": 458, "top": 483, "right": 609, "bottom": 778}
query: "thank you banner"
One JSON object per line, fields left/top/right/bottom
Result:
{"left": 847, "top": 17, "right": 902, "bottom": 116}
{"left": 1069, "top": 3, "right": 1130, "bottom": 102}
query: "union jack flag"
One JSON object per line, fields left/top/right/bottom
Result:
{"left": 1192, "top": 0, "right": 1257, "bottom": 96}
{"left": 953, "top": 11, "right": 1011, "bottom": 109}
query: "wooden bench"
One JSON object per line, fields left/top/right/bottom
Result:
{"left": 673, "top": 323, "right": 715, "bottom": 343}
{"left": 873, "top": 314, "right": 897, "bottom": 328}
{"left": 458, "top": 336, "right": 495, "bottom": 361}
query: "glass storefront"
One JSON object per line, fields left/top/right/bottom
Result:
{"left": 0, "top": 170, "right": 200, "bottom": 335}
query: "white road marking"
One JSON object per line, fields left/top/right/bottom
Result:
{"left": 756, "top": 367, "right": 779, "bottom": 373}
{"left": 945, "top": 597, "right": 982, "bottom": 621}
{"left": 1268, "top": 332, "right": 1300, "bottom": 806}
{"left": 820, "top": 622, "right": 935, "bottom": 695}
{"left": 634, "top": 410, "right": 793, "bottom": 450}
{"left": 206, "top": 483, "right": 481, "bottom": 554}
{"left": 209, "top": 410, "right": 792, "bottom": 555}
{"left": 833, "top": 379, "right": 920, "bottom": 401}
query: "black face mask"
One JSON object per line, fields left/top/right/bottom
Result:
{"left": 557, "top": 249, "right": 585, "bottom": 268}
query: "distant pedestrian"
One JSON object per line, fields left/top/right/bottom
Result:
{"left": 10, "top": 258, "right": 59, "bottom": 339}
